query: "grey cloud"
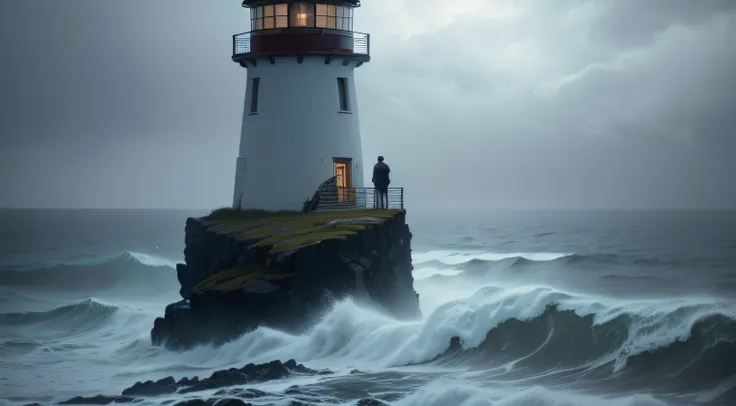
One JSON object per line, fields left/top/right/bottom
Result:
{"left": 356, "top": 2, "right": 736, "bottom": 209}
{"left": 361, "top": 1, "right": 736, "bottom": 144}
{"left": 0, "top": 1, "right": 245, "bottom": 147}
{"left": 546, "top": 14, "right": 736, "bottom": 145}
{"left": 589, "top": 0, "right": 736, "bottom": 49}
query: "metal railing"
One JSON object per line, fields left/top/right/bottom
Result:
{"left": 232, "top": 30, "right": 370, "bottom": 56}
{"left": 316, "top": 187, "right": 404, "bottom": 211}
{"left": 234, "top": 32, "right": 251, "bottom": 55}
{"left": 352, "top": 32, "right": 370, "bottom": 55}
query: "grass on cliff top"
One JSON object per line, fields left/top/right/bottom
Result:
{"left": 204, "top": 207, "right": 299, "bottom": 222}
{"left": 200, "top": 207, "right": 402, "bottom": 253}
{"left": 192, "top": 262, "right": 295, "bottom": 293}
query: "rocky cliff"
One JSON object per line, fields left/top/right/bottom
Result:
{"left": 151, "top": 208, "right": 421, "bottom": 350}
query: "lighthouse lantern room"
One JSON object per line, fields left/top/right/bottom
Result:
{"left": 231, "top": 0, "right": 370, "bottom": 211}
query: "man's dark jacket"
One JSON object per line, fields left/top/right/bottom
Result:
{"left": 372, "top": 162, "right": 391, "bottom": 190}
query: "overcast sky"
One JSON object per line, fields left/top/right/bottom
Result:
{"left": 0, "top": 0, "right": 734, "bottom": 210}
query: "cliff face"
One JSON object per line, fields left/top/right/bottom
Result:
{"left": 151, "top": 209, "right": 421, "bottom": 350}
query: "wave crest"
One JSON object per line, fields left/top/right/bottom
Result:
{"left": 435, "top": 302, "right": 736, "bottom": 390}
{"left": 0, "top": 298, "right": 126, "bottom": 340}
{"left": 412, "top": 251, "right": 692, "bottom": 281}
{"left": 0, "top": 251, "right": 177, "bottom": 292}
{"left": 412, "top": 251, "right": 572, "bottom": 266}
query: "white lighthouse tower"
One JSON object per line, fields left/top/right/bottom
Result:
{"left": 231, "top": 0, "right": 370, "bottom": 211}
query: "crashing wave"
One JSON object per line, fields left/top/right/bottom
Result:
{"left": 174, "top": 284, "right": 736, "bottom": 399}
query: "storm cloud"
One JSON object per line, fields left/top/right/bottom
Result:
{"left": 1, "top": 0, "right": 734, "bottom": 209}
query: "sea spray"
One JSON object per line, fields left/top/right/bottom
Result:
{"left": 394, "top": 383, "right": 671, "bottom": 406}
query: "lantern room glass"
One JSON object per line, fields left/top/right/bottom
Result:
{"left": 289, "top": 2, "right": 315, "bottom": 27}
{"left": 250, "top": 3, "right": 354, "bottom": 31}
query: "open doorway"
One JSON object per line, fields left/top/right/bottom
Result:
{"left": 333, "top": 157, "right": 354, "bottom": 203}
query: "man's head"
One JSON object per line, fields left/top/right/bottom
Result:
{"left": 377, "top": 156, "right": 384, "bottom": 162}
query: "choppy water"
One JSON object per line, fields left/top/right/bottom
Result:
{"left": 0, "top": 209, "right": 734, "bottom": 406}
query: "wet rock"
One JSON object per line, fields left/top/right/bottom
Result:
{"left": 171, "top": 399, "right": 254, "bottom": 406}
{"left": 59, "top": 395, "right": 136, "bottom": 405}
{"left": 172, "top": 400, "right": 212, "bottom": 406}
{"left": 60, "top": 359, "right": 327, "bottom": 406}
{"left": 213, "top": 399, "right": 252, "bottom": 406}
{"left": 152, "top": 206, "right": 421, "bottom": 350}
{"left": 357, "top": 399, "right": 390, "bottom": 406}
{"left": 180, "top": 369, "right": 248, "bottom": 394}
{"left": 121, "top": 376, "right": 177, "bottom": 396}
{"left": 177, "top": 376, "right": 200, "bottom": 386}
{"left": 177, "top": 359, "right": 316, "bottom": 394}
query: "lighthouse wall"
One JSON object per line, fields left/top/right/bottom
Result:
{"left": 233, "top": 56, "right": 365, "bottom": 211}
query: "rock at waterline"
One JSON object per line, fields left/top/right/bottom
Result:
{"left": 122, "top": 359, "right": 324, "bottom": 397}
{"left": 151, "top": 196, "right": 421, "bottom": 350}
{"left": 57, "top": 360, "right": 329, "bottom": 406}
{"left": 57, "top": 395, "right": 137, "bottom": 405}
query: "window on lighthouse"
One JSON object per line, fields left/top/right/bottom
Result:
{"left": 263, "top": 6, "right": 274, "bottom": 29}
{"left": 290, "top": 2, "right": 315, "bottom": 27}
{"left": 297, "top": 12, "right": 308, "bottom": 26}
{"left": 315, "top": 4, "right": 336, "bottom": 29}
{"left": 251, "top": 6, "right": 263, "bottom": 30}
{"left": 250, "top": 4, "right": 288, "bottom": 30}
{"left": 275, "top": 4, "right": 288, "bottom": 28}
{"left": 337, "top": 77, "right": 350, "bottom": 112}
{"left": 316, "top": 5, "right": 353, "bottom": 30}
{"left": 250, "top": 78, "right": 260, "bottom": 114}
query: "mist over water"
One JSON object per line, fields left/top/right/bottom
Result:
{"left": 0, "top": 209, "right": 734, "bottom": 406}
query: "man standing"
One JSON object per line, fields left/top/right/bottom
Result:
{"left": 372, "top": 156, "right": 390, "bottom": 209}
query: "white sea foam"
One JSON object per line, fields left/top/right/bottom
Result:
{"left": 125, "top": 250, "right": 179, "bottom": 269}
{"left": 413, "top": 267, "right": 465, "bottom": 280}
{"left": 410, "top": 250, "right": 573, "bottom": 282}
{"left": 412, "top": 250, "right": 571, "bottom": 266}
{"left": 167, "top": 281, "right": 735, "bottom": 377}
{"left": 393, "top": 383, "right": 671, "bottom": 406}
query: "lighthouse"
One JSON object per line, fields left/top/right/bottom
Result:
{"left": 231, "top": 0, "right": 370, "bottom": 211}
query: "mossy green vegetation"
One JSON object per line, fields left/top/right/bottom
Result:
{"left": 268, "top": 229, "right": 356, "bottom": 253}
{"left": 204, "top": 207, "right": 299, "bottom": 222}
{"left": 192, "top": 262, "right": 295, "bottom": 293}
{"left": 200, "top": 208, "right": 402, "bottom": 253}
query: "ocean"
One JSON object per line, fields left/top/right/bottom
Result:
{"left": 0, "top": 209, "right": 734, "bottom": 406}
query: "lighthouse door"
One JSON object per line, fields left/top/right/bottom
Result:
{"left": 332, "top": 157, "right": 354, "bottom": 204}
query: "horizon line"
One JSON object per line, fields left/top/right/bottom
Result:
{"left": 1, "top": 207, "right": 735, "bottom": 211}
